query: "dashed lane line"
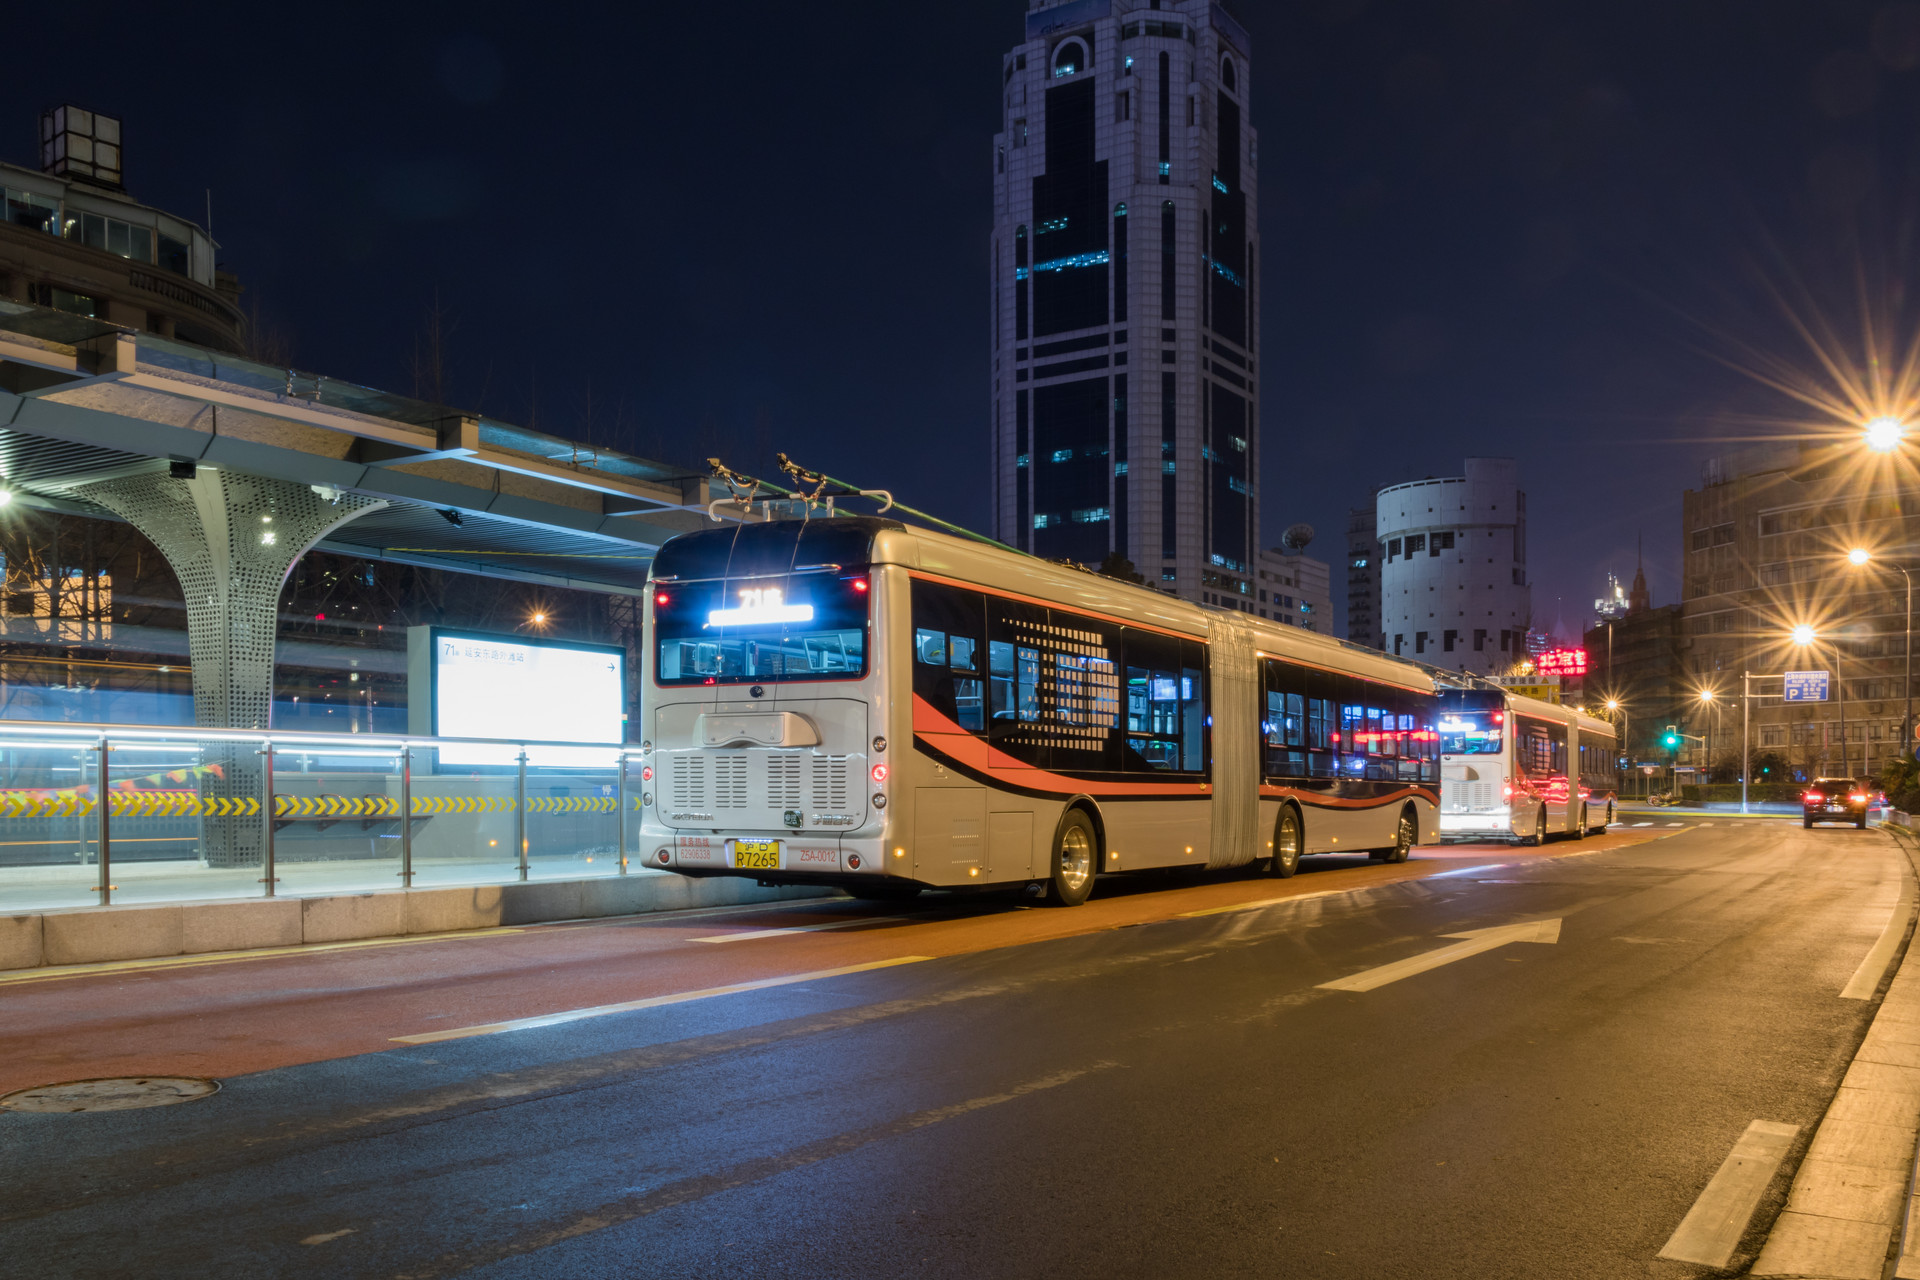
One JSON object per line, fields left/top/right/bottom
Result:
{"left": 390, "top": 956, "right": 934, "bottom": 1044}
{"left": 1658, "top": 1120, "right": 1800, "bottom": 1267}
{"left": 691, "top": 919, "right": 893, "bottom": 944}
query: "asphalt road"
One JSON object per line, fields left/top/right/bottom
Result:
{"left": 0, "top": 819, "right": 1907, "bottom": 1279}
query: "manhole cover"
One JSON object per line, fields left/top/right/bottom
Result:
{"left": 0, "top": 1077, "right": 219, "bottom": 1113}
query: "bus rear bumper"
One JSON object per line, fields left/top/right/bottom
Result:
{"left": 1438, "top": 812, "right": 1517, "bottom": 840}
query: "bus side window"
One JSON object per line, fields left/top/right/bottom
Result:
{"left": 989, "top": 642, "right": 1016, "bottom": 720}
{"left": 1182, "top": 653, "right": 1207, "bottom": 773}
{"left": 910, "top": 580, "right": 987, "bottom": 733}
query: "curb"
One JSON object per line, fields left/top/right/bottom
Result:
{"left": 0, "top": 874, "right": 839, "bottom": 972}
{"left": 1749, "top": 824, "right": 1920, "bottom": 1279}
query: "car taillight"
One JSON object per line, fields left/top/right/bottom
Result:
{"left": 1805, "top": 792, "right": 1823, "bottom": 803}
{"left": 1850, "top": 794, "right": 1866, "bottom": 803}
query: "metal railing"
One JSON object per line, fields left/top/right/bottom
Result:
{"left": 0, "top": 720, "right": 650, "bottom": 912}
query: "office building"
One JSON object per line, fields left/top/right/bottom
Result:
{"left": 1346, "top": 504, "right": 1380, "bottom": 646}
{"left": 0, "top": 106, "right": 241, "bottom": 351}
{"left": 1376, "top": 457, "right": 1531, "bottom": 675}
{"left": 990, "top": 0, "right": 1258, "bottom": 604}
{"left": 1680, "top": 442, "right": 1920, "bottom": 778}
{"left": 1254, "top": 544, "right": 1329, "bottom": 631}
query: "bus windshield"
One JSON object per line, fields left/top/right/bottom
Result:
{"left": 654, "top": 571, "right": 870, "bottom": 685}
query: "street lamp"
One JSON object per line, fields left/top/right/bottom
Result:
{"left": 1846, "top": 548, "right": 1914, "bottom": 774}
{"left": 1866, "top": 416, "right": 1907, "bottom": 453}
{"left": 1789, "top": 624, "right": 1849, "bottom": 776}
{"left": 1605, "top": 698, "right": 1631, "bottom": 795}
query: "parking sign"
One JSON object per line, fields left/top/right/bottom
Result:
{"left": 1782, "top": 670, "right": 1830, "bottom": 702}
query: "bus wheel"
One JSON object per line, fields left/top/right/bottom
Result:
{"left": 1526, "top": 810, "right": 1547, "bottom": 847}
{"left": 1572, "top": 807, "right": 1587, "bottom": 840}
{"left": 1045, "top": 810, "right": 1098, "bottom": 907}
{"left": 1383, "top": 807, "right": 1415, "bottom": 864}
{"left": 1269, "top": 807, "right": 1302, "bottom": 878}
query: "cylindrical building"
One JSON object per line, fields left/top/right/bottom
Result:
{"left": 1375, "top": 457, "right": 1530, "bottom": 676}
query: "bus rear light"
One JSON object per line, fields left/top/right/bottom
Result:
{"left": 655, "top": 848, "right": 672, "bottom": 865}
{"left": 871, "top": 763, "right": 889, "bottom": 784}
{"left": 1502, "top": 782, "right": 1514, "bottom": 801}
{"left": 655, "top": 592, "right": 670, "bottom": 606}
{"left": 851, "top": 579, "right": 869, "bottom": 593}
{"left": 640, "top": 765, "right": 653, "bottom": 782}
{"left": 847, "top": 853, "right": 862, "bottom": 869}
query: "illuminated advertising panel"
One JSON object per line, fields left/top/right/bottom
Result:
{"left": 428, "top": 629, "right": 624, "bottom": 767}
{"left": 1534, "top": 647, "right": 1589, "bottom": 678}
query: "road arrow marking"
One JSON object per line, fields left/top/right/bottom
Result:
{"left": 1316, "top": 918, "right": 1563, "bottom": 992}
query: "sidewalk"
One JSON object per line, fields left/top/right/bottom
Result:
{"left": 1750, "top": 824, "right": 1920, "bottom": 1278}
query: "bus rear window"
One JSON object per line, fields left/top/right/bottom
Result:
{"left": 1439, "top": 711, "right": 1501, "bottom": 755}
{"left": 654, "top": 572, "right": 870, "bottom": 685}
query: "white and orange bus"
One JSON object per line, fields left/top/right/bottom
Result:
{"left": 1436, "top": 688, "right": 1618, "bottom": 844}
{"left": 638, "top": 516, "right": 1444, "bottom": 905}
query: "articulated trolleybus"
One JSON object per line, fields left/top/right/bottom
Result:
{"left": 1436, "top": 688, "right": 1618, "bottom": 844}
{"left": 639, "top": 517, "right": 1449, "bottom": 905}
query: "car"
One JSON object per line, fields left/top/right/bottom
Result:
{"left": 1803, "top": 777, "right": 1870, "bottom": 829}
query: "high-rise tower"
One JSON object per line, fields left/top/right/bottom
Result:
{"left": 990, "top": 1, "right": 1258, "bottom": 604}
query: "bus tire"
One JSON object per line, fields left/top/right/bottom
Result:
{"left": 1572, "top": 806, "right": 1587, "bottom": 840}
{"left": 1382, "top": 806, "right": 1415, "bottom": 864}
{"left": 1527, "top": 809, "right": 1547, "bottom": 847}
{"left": 1045, "top": 809, "right": 1099, "bottom": 907}
{"left": 1269, "top": 806, "right": 1302, "bottom": 878}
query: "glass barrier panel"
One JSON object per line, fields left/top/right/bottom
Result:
{"left": 407, "top": 747, "right": 520, "bottom": 887}
{"left": 525, "top": 761, "right": 622, "bottom": 880}
{"left": 104, "top": 735, "right": 267, "bottom": 906}
{"left": 270, "top": 743, "right": 406, "bottom": 899}
{"left": 0, "top": 737, "right": 104, "bottom": 911}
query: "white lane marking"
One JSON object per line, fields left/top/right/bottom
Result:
{"left": 692, "top": 918, "right": 888, "bottom": 943}
{"left": 1841, "top": 863, "right": 1918, "bottom": 1000}
{"left": 391, "top": 956, "right": 933, "bottom": 1044}
{"left": 301, "top": 1229, "right": 358, "bottom": 1246}
{"left": 1317, "top": 918, "right": 1562, "bottom": 992}
{"left": 1666, "top": 822, "right": 1687, "bottom": 827}
{"left": 1178, "top": 889, "right": 1345, "bottom": 919}
{"left": 1425, "top": 863, "right": 1508, "bottom": 879}
{"left": 1658, "top": 1120, "right": 1799, "bottom": 1267}
{"left": 1633, "top": 822, "right": 1654, "bottom": 827}
{"left": 1697, "top": 822, "right": 1715, "bottom": 827}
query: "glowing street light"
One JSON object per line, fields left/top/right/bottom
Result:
{"left": 1866, "top": 416, "right": 1906, "bottom": 452}
{"left": 1698, "top": 688, "right": 1715, "bottom": 702}
{"left": 1790, "top": 624, "right": 1817, "bottom": 647}
{"left": 1849, "top": 547, "right": 1873, "bottom": 566}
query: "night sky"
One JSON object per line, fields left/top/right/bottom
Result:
{"left": 13, "top": 0, "right": 1920, "bottom": 636}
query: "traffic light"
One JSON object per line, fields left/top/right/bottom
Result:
{"left": 1663, "top": 726, "right": 1681, "bottom": 750}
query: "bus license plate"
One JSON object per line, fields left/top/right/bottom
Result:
{"left": 732, "top": 840, "right": 780, "bottom": 870}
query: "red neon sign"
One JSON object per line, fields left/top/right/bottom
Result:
{"left": 1535, "top": 647, "right": 1589, "bottom": 677}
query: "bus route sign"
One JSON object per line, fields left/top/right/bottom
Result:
{"left": 1782, "top": 670, "right": 1830, "bottom": 702}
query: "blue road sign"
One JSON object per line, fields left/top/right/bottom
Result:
{"left": 1783, "top": 670, "right": 1830, "bottom": 702}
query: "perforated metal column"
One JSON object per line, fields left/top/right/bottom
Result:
{"left": 79, "top": 470, "right": 386, "bottom": 867}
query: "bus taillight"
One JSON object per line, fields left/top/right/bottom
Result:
{"left": 871, "top": 762, "right": 889, "bottom": 784}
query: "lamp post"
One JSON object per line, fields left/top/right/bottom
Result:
{"left": 1791, "top": 624, "right": 1848, "bottom": 776}
{"left": 1847, "top": 548, "right": 1913, "bottom": 774}
{"left": 1605, "top": 698, "right": 1629, "bottom": 795}
{"left": 1698, "top": 688, "right": 1719, "bottom": 778}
